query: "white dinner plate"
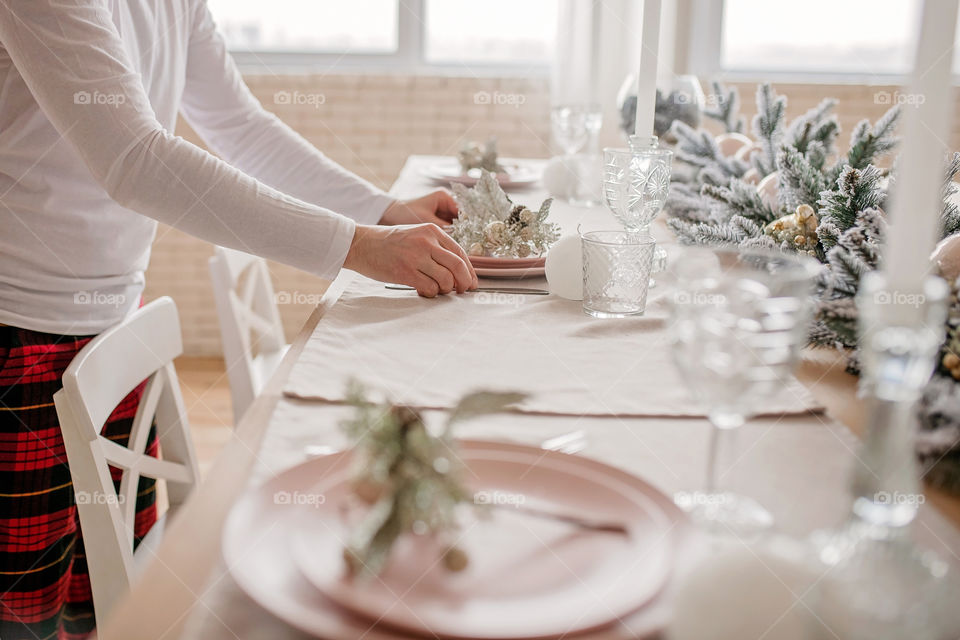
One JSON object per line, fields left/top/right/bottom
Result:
{"left": 422, "top": 162, "right": 541, "bottom": 188}
{"left": 222, "top": 440, "right": 695, "bottom": 640}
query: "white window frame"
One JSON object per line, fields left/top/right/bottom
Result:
{"left": 680, "top": 0, "right": 947, "bottom": 85}
{"left": 224, "top": 0, "right": 552, "bottom": 77}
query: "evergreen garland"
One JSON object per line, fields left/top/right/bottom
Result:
{"left": 664, "top": 82, "right": 960, "bottom": 493}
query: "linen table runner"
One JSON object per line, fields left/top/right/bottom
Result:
{"left": 283, "top": 275, "right": 821, "bottom": 417}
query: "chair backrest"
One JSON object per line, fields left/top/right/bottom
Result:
{"left": 53, "top": 297, "right": 199, "bottom": 624}
{"left": 208, "top": 246, "right": 286, "bottom": 421}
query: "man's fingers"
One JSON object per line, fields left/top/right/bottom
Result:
{"left": 433, "top": 190, "right": 460, "bottom": 221}
{"left": 417, "top": 261, "right": 455, "bottom": 295}
{"left": 434, "top": 229, "right": 479, "bottom": 288}
{"left": 430, "top": 247, "right": 473, "bottom": 293}
{"left": 412, "top": 272, "right": 440, "bottom": 298}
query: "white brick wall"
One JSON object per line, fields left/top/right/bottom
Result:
{"left": 144, "top": 74, "right": 960, "bottom": 355}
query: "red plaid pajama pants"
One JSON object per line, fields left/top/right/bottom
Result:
{"left": 0, "top": 325, "right": 158, "bottom": 640}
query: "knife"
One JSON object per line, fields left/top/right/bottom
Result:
{"left": 385, "top": 284, "right": 549, "bottom": 295}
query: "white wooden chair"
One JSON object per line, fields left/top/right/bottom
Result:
{"left": 53, "top": 297, "right": 200, "bottom": 625}
{"left": 208, "top": 246, "right": 288, "bottom": 422}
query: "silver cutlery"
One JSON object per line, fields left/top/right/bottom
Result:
{"left": 385, "top": 284, "right": 549, "bottom": 295}
{"left": 540, "top": 430, "right": 587, "bottom": 455}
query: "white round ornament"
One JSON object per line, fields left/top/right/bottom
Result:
{"left": 931, "top": 232, "right": 960, "bottom": 281}
{"left": 735, "top": 142, "right": 763, "bottom": 164}
{"left": 715, "top": 132, "right": 752, "bottom": 158}
{"left": 741, "top": 167, "right": 761, "bottom": 186}
{"left": 541, "top": 156, "right": 577, "bottom": 200}
{"left": 544, "top": 234, "right": 583, "bottom": 300}
{"left": 667, "top": 542, "right": 821, "bottom": 640}
{"left": 757, "top": 171, "right": 780, "bottom": 211}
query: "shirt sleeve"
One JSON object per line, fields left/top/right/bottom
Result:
{"left": 0, "top": 0, "right": 359, "bottom": 280}
{"left": 179, "top": 0, "right": 394, "bottom": 226}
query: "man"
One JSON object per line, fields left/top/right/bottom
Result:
{"left": 0, "top": 0, "right": 476, "bottom": 636}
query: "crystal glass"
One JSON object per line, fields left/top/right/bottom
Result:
{"left": 810, "top": 272, "right": 960, "bottom": 639}
{"left": 669, "top": 247, "right": 820, "bottom": 536}
{"left": 602, "top": 144, "right": 672, "bottom": 238}
{"left": 581, "top": 231, "right": 656, "bottom": 318}
{"left": 567, "top": 154, "right": 603, "bottom": 207}
{"left": 551, "top": 104, "right": 602, "bottom": 157}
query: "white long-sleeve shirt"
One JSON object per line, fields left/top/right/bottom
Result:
{"left": 0, "top": 0, "right": 394, "bottom": 334}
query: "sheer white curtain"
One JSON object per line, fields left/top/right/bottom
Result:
{"left": 551, "top": 0, "right": 683, "bottom": 148}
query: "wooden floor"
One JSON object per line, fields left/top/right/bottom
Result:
{"left": 174, "top": 356, "right": 234, "bottom": 477}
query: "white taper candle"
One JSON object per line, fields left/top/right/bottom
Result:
{"left": 634, "top": 0, "right": 661, "bottom": 139}
{"left": 884, "top": 0, "right": 959, "bottom": 290}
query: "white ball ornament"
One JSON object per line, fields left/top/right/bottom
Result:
{"left": 735, "top": 142, "right": 763, "bottom": 164}
{"left": 931, "top": 233, "right": 960, "bottom": 282}
{"left": 756, "top": 171, "right": 780, "bottom": 211}
{"left": 667, "top": 543, "right": 821, "bottom": 640}
{"left": 715, "top": 132, "right": 752, "bottom": 158}
{"left": 544, "top": 234, "right": 583, "bottom": 300}
{"left": 741, "top": 167, "right": 761, "bottom": 185}
{"left": 542, "top": 156, "right": 577, "bottom": 200}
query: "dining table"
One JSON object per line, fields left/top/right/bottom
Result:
{"left": 100, "top": 155, "right": 960, "bottom": 640}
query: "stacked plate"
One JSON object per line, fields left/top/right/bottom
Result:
{"left": 469, "top": 255, "right": 546, "bottom": 279}
{"left": 422, "top": 162, "right": 540, "bottom": 188}
{"left": 223, "top": 440, "right": 693, "bottom": 639}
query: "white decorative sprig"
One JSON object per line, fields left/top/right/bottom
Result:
{"left": 457, "top": 138, "right": 505, "bottom": 174}
{"left": 449, "top": 170, "right": 560, "bottom": 258}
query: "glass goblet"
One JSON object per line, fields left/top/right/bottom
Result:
{"left": 669, "top": 247, "right": 820, "bottom": 537}
{"left": 601, "top": 145, "right": 672, "bottom": 240}
{"left": 551, "top": 105, "right": 594, "bottom": 156}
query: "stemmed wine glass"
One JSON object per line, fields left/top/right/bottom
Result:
{"left": 601, "top": 142, "right": 672, "bottom": 239}
{"left": 669, "top": 247, "right": 820, "bottom": 536}
{"left": 551, "top": 104, "right": 601, "bottom": 156}
{"left": 552, "top": 105, "right": 603, "bottom": 206}
{"left": 602, "top": 139, "right": 672, "bottom": 285}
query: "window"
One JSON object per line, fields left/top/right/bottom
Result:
{"left": 721, "top": 0, "right": 916, "bottom": 75}
{"left": 206, "top": 0, "right": 398, "bottom": 53}
{"left": 424, "top": 0, "right": 556, "bottom": 66}
{"left": 716, "top": 0, "right": 960, "bottom": 78}
{"left": 205, "top": 0, "right": 556, "bottom": 73}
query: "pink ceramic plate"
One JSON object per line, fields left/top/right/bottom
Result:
{"left": 222, "top": 441, "right": 694, "bottom": 640}
{"left": 474, "top": 266, "right": 546, "bottom": 279}
{"left": 469, "top": 256, "right": 546, "bottom": 269}
{"left": 290, "top": 446, "right": 675, "bottom": 639}
{"left": 422, "top": 162, "right": 540, "bottom": 188}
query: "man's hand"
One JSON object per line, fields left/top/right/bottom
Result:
{"left": 380, "top": 190, "right": 459, "bottom": 226}
{"left": 343, "top": 223, "right": 478, "bottom": 297}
